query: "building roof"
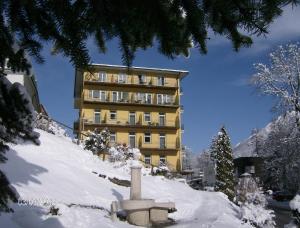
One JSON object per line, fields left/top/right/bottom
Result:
{"left": 74, "top": 63, "right": 189, "bottom": 98}
{"left": 89, "top": 63, "right": 189, "bottom": 75}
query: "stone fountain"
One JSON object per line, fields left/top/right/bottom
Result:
{"left": 111, "top": 165, "right": 176, "bottom": 226}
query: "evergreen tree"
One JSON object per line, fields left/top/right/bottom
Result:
{"left": 0, "top": 0, "right": 299, "bottom": 73}
{"left": 210, "top": 126, "right": 235, "bottom": 201}
{"left": 0, "top": 75, "right": 40, "bottom": 213}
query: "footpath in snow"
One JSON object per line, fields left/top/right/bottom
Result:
{"left": 0, "top": 129, "right": 250, "bottom": 228}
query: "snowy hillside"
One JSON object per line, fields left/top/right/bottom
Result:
{"left": 233, "top": 112, "right": 296, "bottom": 158}
{"left": 1, "top": 130, "right": 250, "bottom": 228}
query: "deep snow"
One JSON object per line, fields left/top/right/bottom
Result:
{"left": 0, "top": 130, "right": 251, "bottom": 228}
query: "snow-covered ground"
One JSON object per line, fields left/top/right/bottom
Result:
{"left": 0, "top": 130, "right": 250, "bottom": 228}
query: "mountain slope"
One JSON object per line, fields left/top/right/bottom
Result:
{"left": 0, "top": 130, "right": 249, "bottom": 228}
{"left": 233, "top": 112, "right": 296, "bottom": 158}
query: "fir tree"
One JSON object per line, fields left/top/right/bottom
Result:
{"left": 0, "top": 0, "right": 299, "bottom": 73}
{"left": 210, "top": 126, "right": 235, "bottom": 201}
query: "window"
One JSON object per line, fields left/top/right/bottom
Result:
{"left": 110, "top": 111, "right": 117, "bottom": 120}
{"left": 92, "top": 90, "right": 100, "bottom": 99}
{"left": 144, "top": 133, "right": 151, "bottom": 143}
{"left": 112, "top": 91, "right": 118, "bottom": 102}
{"left": 145, "top": 94, "right": 152, "bottom": 104}
{"left": 138, "top": 74, "right": 146, "bottom": 84}
{"left": 90, "top": 90, "right": 106, "bottom": 101}
{"left": 136, "top": 93, "right": 152, "bottom": 104}
{"left": 144, "top": 155, "right": 151, "bottom": 165}
{"left": 94, "top": 109, "right": 101, "bottom": 123}
{"left": 159, "top": 156, "right": 166, "bottom": 165}
{"left": 110, "top": 132, "right": 116, "bottom": 142}
{"left": 112, "top": 91, "right": 128, "bottom": 102}
{"left": 157, "top": 94, "right": 173, "bottom": 105}
{"left": 159, "top": 133, "right": 166, "bottom": 149}
{"left": 98, "top": 72, "right": 107, "bottom": 82}
{"left": 118, "top": 73, "right": 127, "bottom": 83}
{"left": 159, "top": 113, "right": 165, "bottom": 126}
{"left": 157, "top": 76, "right": 165, "bottom": 86}
{"left": 129, "top": 112, "right": 136, "bottom": 125}
{"left": 144, "top": 112, "right": 151, "bottom": 122}
{"left": 100, "top": 91, "right": 106, "bottom": 101}
{"left": 129, "top": 132, "right": 136, "bottom": 148}
{"left": 157, "top": 94, "right": 163, "bottom": 104}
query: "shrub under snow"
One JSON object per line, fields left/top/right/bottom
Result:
{"left": 236, "top": 173, "right": 275, "bottom": 228}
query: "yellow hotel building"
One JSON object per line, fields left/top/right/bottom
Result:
{"left": 74, "top": 64, "right": 188, "bottom": 171}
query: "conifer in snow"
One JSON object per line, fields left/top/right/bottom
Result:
{"left": 210, "top": 126, "right": 235, "bottom": 201}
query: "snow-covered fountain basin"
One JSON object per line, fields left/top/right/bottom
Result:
{"left": 111, "top": 166, "right": 176, "bottom": 226}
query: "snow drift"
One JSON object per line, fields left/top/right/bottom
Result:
{"left": 0, "top": 130, "right": 250, "bottom": 228}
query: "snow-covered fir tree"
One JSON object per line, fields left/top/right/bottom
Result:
{"left": 84, "top": 128, "right": 110, "bottom": 159}
{"left": 0, "top": 75, "right": 40, "bottom": 213}
{"left": 236, "top": 173, "right": 275, "bottom": 228}
{"left": 210, "top": 126, "right": 235, "bottom": 201}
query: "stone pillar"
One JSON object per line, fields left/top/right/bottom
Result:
{"left": 130, "top": 166, "right": 142, "bottom": 200}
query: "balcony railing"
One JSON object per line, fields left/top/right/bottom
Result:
{"left": 84, "top": 95, "right": 179, "bottom": 107}
{"left": 84, "top": 74, "right": 178, "bottom": 88}
{"left": 80, "top": 118, "right": 178, "bottom": 128}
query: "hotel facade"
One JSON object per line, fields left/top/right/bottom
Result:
{"left": 74, "top": 64, "right": 188, "bottom": 171}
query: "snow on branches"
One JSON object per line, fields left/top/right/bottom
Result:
{"left": 84, "top": 128, "right": 110, "bottom": 156}
{"left": 236, "top": 173, "right": 275, "bottom": 228}
{"left": 251, "top": 43, "right": 300, "bottom": 129}
{"left": 210, "top": 126, "right": 235, "bottom": 201}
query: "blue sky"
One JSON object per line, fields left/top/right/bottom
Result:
{"left": 32, "top": 6, "right": 300, "bottom": 154}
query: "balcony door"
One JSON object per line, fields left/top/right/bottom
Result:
{"left": 129, "top": 132, "right": 136, "bottom": 148}
{"left": 159, "top": 133, "right": 166, "bottom": 149}
{"left": 159, "top": 113, "right": 165, "bottom": 126}
{"left": 129, "top": 112, "right": 136, "bottom": 125}
{"left": 94, "top": 110, "right": 101, "bottom": 123}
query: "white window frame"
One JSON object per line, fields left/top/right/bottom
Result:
{"left": 157, "top": 94, "right": 172, "bottom": 104}
{"left": 138, "top": 74, "right": 146, "bottom": 84}
{"left": 98, "top": 72, "right": 107, "bottom": 82}
{"left": 157, "top": 76, "right": 165, "bottom": 86}
{"left": 110, "top": 110, "right": 117, "bottom": 120}
{"left": 94, "top": 109, "right": 101, "bottom": 123}
{"left": 144, "top": 133, "right": 151, "bottom": 143}
{"left": 129, "top": 112, "right": 136, "bottom": 125}
{"left": 144, "top": 112, "right": 151, "bottom": 123}
{"left": 129, "top": 132, "right": 136, "bottom": 148}
{"left": 99, "top": 90, "right": 106, "bottom": 101}
{"left": 145, "top": 93, "right": 152, "bottom": 104}
{"left": 144, "top": 155, "right": 151, "bottom": 165}
{"left": 157, "top": 94, "right": 163, "bottom": 104}
{"left": 159, "top": 133, "right": 166, "bottom": 148}
{"left": 118, "top": 73, "right": 127, "bottom": 83}
{"left": 159, "top": 113, "right": 166, "bottom": 126}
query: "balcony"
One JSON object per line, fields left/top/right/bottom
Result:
{"left": 84, "top": 95, "right": 180, "bottom": 108}
{"left": 84, "top": 74, "right": 178, "bottom": 90}
{"left": 80, "top": 118, "right": 178, "bottom": 130}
